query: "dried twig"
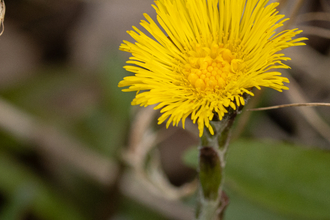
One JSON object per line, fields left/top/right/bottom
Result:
{"left": 248, "top": 103, "right": 330, "bottom": 111}
{"left": 283, "top": 0, "right": 304, "bottom": 29}
{"left": 0, "top": 0, "right": 5, "bottom": 35}
{"left": 298, "top": 25, "right": 330, "bottom": 39}
{"left": 285, "top": 45, "right": 330, "bottom": 82}
{"left": 123, "top": 106, "right": 197, "bottom": 200}
{"left": 321, "top": 0, "right": 330, "bottom": 13}
{"left": 0, "top": 98, "right": 118, "bottom": 186}
{"left": 284, "top": 75, "right": 330, "bottom": 143}
{"left": 120, "top": 172, "right": 194, "bottom": 220}
{"left": 297, "top": 12, "right": 330, "bottom": 23}
{"left": 277, "top": 0, "right": 288, "bottom": 11}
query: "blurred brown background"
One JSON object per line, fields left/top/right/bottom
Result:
{"left": 0, "top": 0, "right": 330, "bottom": 220}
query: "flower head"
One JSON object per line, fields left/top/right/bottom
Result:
{"left": 119, "top": 0, "right": 307, "bottom": 137}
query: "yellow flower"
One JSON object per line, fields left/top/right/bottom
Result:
{"left": 118, "top": 0, "right": 307, "bottom": 137}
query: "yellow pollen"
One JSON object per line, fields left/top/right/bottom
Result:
{"left": 195, "top": 79, "right": 205, "bottom": 89}
{"left": 209, "top": 80, "right": 216, "bottom": 88}
{"left": 222, "top": 49, "right": 233, "bottom": 62}
{"left": 217, "top": 77, "right": 226, "bottom": 87}
{"left": 184, "top": 44, "right": 244, "bottom": 91}
{"left": 188, "top": 73, "right": 198, "bottom": 85}
{"left": 201, "top": 61, "right": 208, "bottom": 69}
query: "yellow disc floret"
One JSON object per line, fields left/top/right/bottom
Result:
{"left": 184, "top": 43, "right": 244, "bottom": 92}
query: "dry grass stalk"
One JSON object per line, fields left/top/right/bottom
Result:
{"left": 248, "top": 103, "right": 330, "bottom": 111}
{"left": 0, "top": 0, "right": 5, "bottom": 35}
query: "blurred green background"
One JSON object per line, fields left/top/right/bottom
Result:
{"left": 0, "top": 0, "right": 330, "bottom": 219}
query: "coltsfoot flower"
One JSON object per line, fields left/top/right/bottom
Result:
{"left": 118, "top": 0, "right": 307, "bottom": 137}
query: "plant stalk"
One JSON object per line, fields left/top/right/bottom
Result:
{"left": 196, "top": 109, "right": 238, "bottom": 220}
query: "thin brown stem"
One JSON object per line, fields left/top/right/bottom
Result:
{"left": 248, "top": 103, "right": 330, "bottom": 111}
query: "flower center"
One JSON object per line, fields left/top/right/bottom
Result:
{"left": 183, "top": 43, "right": 244, "bottom": 91}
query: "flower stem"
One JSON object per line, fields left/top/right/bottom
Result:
{"left": 196, "top": 110, "right": 237, "bottom": 220}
